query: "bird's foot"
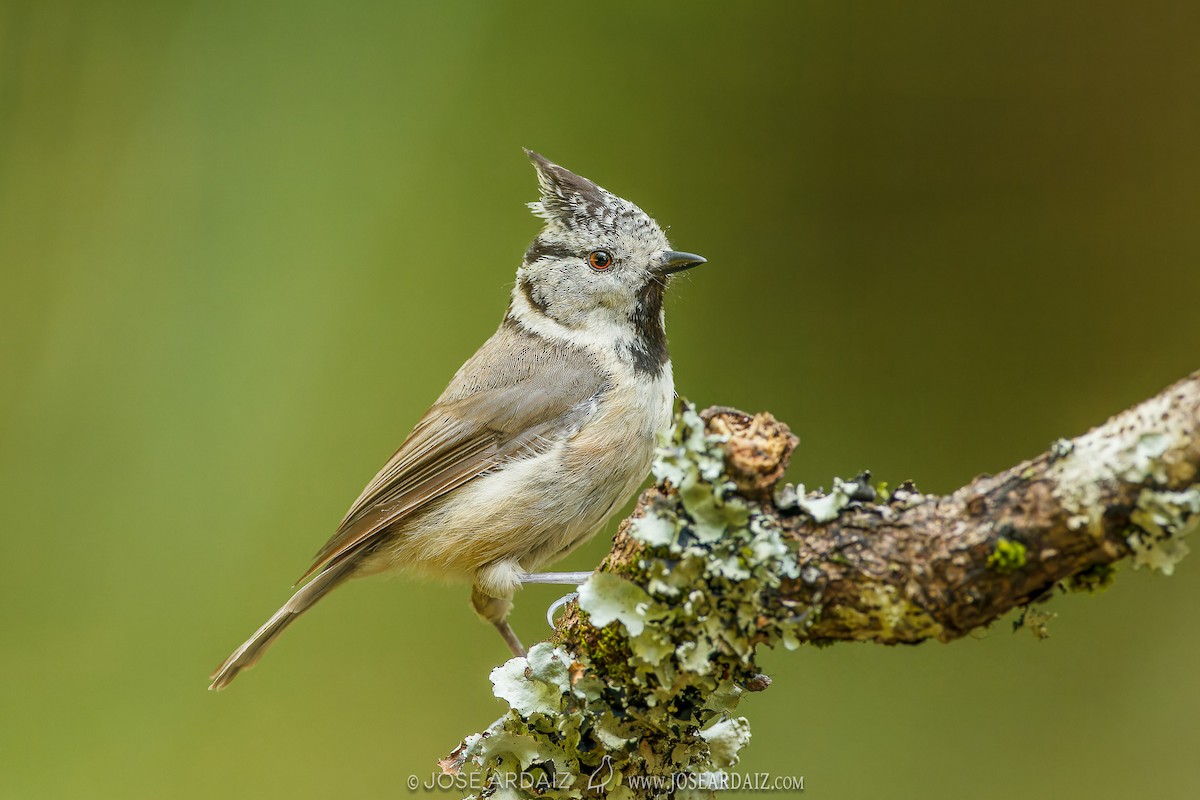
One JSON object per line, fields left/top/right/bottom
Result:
{"left": 545, "top": 592, "right": 578, "bottom": 629}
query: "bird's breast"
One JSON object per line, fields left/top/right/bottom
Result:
{"left": 556, "top": 364, "right": 674, "bottom": 505}
{"left": 567, "top": 366, "right": 674, "bottom": 467}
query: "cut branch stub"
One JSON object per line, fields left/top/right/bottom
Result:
{"left": 700, "top": 406, "right": 798, "bottom": 499}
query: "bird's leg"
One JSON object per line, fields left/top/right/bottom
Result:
{"left": 494, "top": 619, "right": 526, "bottom": 658}
{"left": 472, "top": 563, "right": 527, "bottom": 658}
{"left": 471, "top": 564, "right": 588, "bottom": 656}
{"left": 520, "top": 571, "right": 593, "bottom": 585}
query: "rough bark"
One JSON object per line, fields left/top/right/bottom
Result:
{"left": 445, "top": 372, "right": 1200, "bottom": 799}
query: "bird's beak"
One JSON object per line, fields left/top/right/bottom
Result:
{"left": 657, "top": 250, "right": 707, "bottom": 275}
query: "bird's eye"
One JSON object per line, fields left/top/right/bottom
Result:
{"left": 588, "top": 250, "right": 613, "bottom": 271}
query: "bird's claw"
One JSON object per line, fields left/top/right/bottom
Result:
{"left": 546, "top": 592, "right": 578, "bottom": 629}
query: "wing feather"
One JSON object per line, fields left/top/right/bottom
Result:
{"left": 297, "top": 322, "right": 607, "bottom": 583}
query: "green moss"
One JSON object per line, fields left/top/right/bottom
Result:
{"left": 582, "top": 620, "right": 635, "bottom": 683}
{"left": 987, "top": 537, "right": 1027, "bottom": 574}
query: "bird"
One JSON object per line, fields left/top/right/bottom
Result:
{"left": 209, "top": 150, "right": 706, "bottom": 690}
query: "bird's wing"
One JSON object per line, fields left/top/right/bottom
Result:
{"left": 297, "top": 323, "right": 607, "bottom": 583}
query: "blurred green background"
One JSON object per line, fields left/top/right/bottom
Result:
{"left": 3, "top": 1, "right": 1199, "bottom": 797}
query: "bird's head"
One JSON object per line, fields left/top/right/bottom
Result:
{"left": 510, "top": 150, "right": 704, "bottom": 374}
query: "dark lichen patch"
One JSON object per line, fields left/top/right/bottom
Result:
{"left": 1064, "top": 562, "right": 1118, "bottom": 594}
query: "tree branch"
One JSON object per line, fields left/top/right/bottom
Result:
{"left": 444, "top": 372, "right": 1200, "bottom": 799}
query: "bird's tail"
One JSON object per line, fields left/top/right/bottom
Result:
{"left": 208, "top": 560, "right": 356, "bottom": 691}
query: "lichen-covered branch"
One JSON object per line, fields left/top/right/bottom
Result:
{"left": 444, "top": 372, "right": 1200, "bottom": 799}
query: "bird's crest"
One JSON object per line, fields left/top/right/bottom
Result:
{"left": 523, "top": 149, "right": 659, "bottom": 241}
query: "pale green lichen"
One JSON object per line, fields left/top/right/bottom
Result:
{"left": 490, "top": 645, "right": 573, "bottom": 717}
{"left": 452, "top": 402, "right": 807, "bottom": 799}
{"left": 1014, "top": 606, "right": 1056, "bottom": 640}
{"left": 1048, "top": 402, "right": 1182, "bottom": 536}
{"left": 888, "top": 481, "right": 926, "bottom": 510}
{"left": 1127, "top": 487, "right": 1200, "bottom": 576}
{"left": 1050, "top": 438, "right": 1074, "bottom": 459}
{"left": 987, "top": 537, "right": 1027, "bottom": 574}
{"left": 1045, "top": 388, "right": 1198, "bottom": 575}
{"left": 699, "top": 717, "right": 752, "bottom": 768}
{"left": 776, "top": 475, "right": 875, "bottom": 523}
{"left": 576, "top": 572, "right": 657, "bottom": 637}
{"left": 590, "top": 401, "right": 804, "bottom": 672}
{"left": 1122, "top": 433, "right": 1172, "bottom": 484}
{"left": 795, "top": 478, "right": 853, "bottom": 523}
